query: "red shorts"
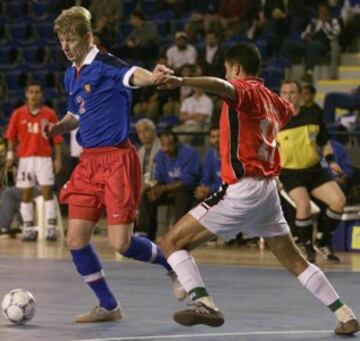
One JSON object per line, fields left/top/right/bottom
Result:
{"left": 60, "top": 140, "right": 141, "bottom": 224}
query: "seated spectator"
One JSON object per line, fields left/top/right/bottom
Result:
{"left": 194, "top": 125, "right": 221, "bottom": 201}
{"left": 301, "top": 3, "right": 341, "bottom": 82}
{"left": 137, "top": 130, "right": 201, "bottom": 241}
{"left": 174, "top": 88, "right": 213, "bottom": 143}
{"left": 93, "top": 15, "right": 116, "bottom": 50}
{"left": 323, "top": 85, "right": 360, "bottom": 124}
{"left": 340, "top": 0, "right": 360, "bottom": 51}
{"left": 90, "top": 0, "right": 123, "bottom": 23}
{"left": 135, "top": 119, "right": 161, "bottom": 191}
{"left": 166, "top": 32, "right": 197, "bottom": 71}
{"left": 302, "top": 84, "right": 323, "bottom": 115}
{"left": 320, "top": 139, "right": 354, "bottom": 195}
{"left": 197, "top": 31, "right": 225, "bottom": 78}
{"left": 120, "top": 10, "right": 158, "bottom": 63}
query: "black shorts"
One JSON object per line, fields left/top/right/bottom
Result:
{"left": 279, "top": 163, "right": 333, "bottom": 193}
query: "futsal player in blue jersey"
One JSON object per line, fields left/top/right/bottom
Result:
{"left": 44, "top": 6, "right": 186, "bottom": 323}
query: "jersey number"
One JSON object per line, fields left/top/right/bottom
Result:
{"left": 27, "top": 122, "right": 39, "bottom": 134}
{"left": 258, "top": 118, "right": 279, "bottom": 163}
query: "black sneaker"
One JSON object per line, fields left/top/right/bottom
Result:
{"left": 304, "top": 243, "right": 316, "bottom": 263}
{"left": 45, "top": 227, "right": 58, "bottom": 241}
{"left": 22, "top": 230, "right": 38, "bottom": 242}
{"left": 173, "top": 302, "right": 224, "bottom": 327}
{"left": 316, "top": 244, "right": 340, "bottom": 263}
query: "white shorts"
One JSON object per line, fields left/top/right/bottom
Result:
{"left": 16, "top": 157, "right": 55, "bottom": 188}
{"left": 190, "top": 177, "right": 290, "bottom": 241}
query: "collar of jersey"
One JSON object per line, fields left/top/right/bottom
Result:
{"left": 72, "top": 45, "right": 99, "bottom": 67}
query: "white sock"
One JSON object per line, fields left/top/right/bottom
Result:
{"left": 167, "top": 250, "right": 217, "bottom": 309}
{"left": 20, "top": 202, "right": 34, "bottom": 228}
{"left": 167, "top": 250, "right": 206, "bottom": 294}
{"left": 45, "top": 199, "right": 56, "bottom": 228}
{"left": 298, "top": 264, "right": 339, "bottom": 306}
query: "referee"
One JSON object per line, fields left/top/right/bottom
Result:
{"left": 278, "top": 81, "right": 346, "bottom": 263}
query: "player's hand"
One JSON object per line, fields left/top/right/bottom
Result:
{"left": 194, "top": 186, "right": 210, "bottom": 201}
{"left": 147, "top": 185, "right": 166, "bottom": 201}
{"left": 42, "top": 120, "right": 56, "bottom": 138}
{"left": 151, "top": 64, "right": 174, "bottom": 84}
{"left": 329, "top": 162, "right": 343, "bottom": 176}
{"left": 53, "top": 158, "right": 62, "bottom": 175}
{"left": 5, "top": 158, "right": 14, "bottom": 169}
{"left": 157, "top": 75, "right": 182, "bottom": 90}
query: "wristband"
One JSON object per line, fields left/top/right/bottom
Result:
{"left": 325, "top": 154, "right": 335, "bottom": 164}
{"left": 6, "top": 151, "right": 14, "bottom": 160}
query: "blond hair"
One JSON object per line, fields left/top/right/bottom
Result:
{"left": 54, "top": 6, "right": 92, "bottom": 37}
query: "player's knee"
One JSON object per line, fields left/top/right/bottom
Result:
{"left": 66, "top": 233, "right": 89, "bottom": 250}
{"left": 109, "top": 238, "right": 131, "bottom": 254}
{"left": 161, "top": 234, "right": 181, "bottom": 257}
{"left": 329, "top": 192, "right": 346, "bottom": 212}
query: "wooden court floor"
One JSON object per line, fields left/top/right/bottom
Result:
{"left": 1, "top": 230, "right": 360, "bottom": 271}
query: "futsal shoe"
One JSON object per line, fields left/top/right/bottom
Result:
{"left": 45, "top": 227, "right": 58, "bottom": 241}
{"left": 75, "top": 306, "right": 122, "bottom": 323}
{"left": 335, "top": 318, "right": 360, "bottom": 335}
{"left": 168, "top": 271, "right": 187, "bottom": 301}
{"left": 304, "top": 242, "right": 316, "bottom": 263}
{"left": 22, "top": 229, "right": 38, "bottom": 242}
{"left": 173, "top": 302, "right": 224, "bottom": 327}
{"left": 315, "top": 241, "right": 340, "bottom": 263}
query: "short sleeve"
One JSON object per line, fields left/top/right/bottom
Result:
{"left": 63, "top": 70, "right": 78, "bottom": 117}
{"left": 5, "top": 111, "right": 18, "bottom": 141}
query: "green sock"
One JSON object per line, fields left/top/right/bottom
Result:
{"left": 329, "top": 299, "right": 344, "bottom": 312}
{"left": 188, "top": 287, "right": 209, "bottom": 301}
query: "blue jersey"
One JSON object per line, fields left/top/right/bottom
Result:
{"left": 154, "top": 144, "right": 201, "bottom": 187}
{"left": 201, "top": 147, "right": 222, "bottom": 194}
{"left": 64, "top": 46, "right": 137, "bottom": 148}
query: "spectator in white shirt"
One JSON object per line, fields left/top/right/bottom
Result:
{"left": 174, "top": 88, "right": 213, "bottom": 143}
{"left": 166, "top": 32, "right": 197, "bottom": 71}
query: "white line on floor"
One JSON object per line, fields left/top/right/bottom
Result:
{"left": 73, "top": 329, "right": 333, "bottom": 341}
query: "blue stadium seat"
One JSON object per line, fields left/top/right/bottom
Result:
{"left": 153, "top": 10, "right": 175, "bottom": 21}
{"left": 6, "top": 1, "right": 29, "bottom": 18}
{"left": 0, "top": 46, "right": 19, "bottom": 70}
{"left": 9, "top": 23, "right": 36, "bottom": 43}
{"left": 156, "top": 115, "right": 180, "bottom": 132}
{"left": 260, "top": 67, "right": 284, "bottom": 93}
{"left": 5, "top": 70, "right": 28, "bottom": 90}
{"left": 32, "top": 1, "right": 49, "bottom": 20}
{"left": 22, "top": 46, "right": 47, "bottom": 65}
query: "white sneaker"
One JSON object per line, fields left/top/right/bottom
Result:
{"left": 168, "top": 271, "right": 187, "bottom": 301}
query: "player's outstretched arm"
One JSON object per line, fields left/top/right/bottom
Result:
{"left": 43, "top": 113, "right": 79, "bottom": 138}
{"left": 131, "top": 64, "right": 174, "bottom": 87}
{"left": 158, "top": 76, "right": 236, "bottom": 103}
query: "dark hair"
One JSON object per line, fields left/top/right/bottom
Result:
{"left": 209, "top": 124, "right": 219, "bottom": 133}
{"left": 281, "top": 80, "right": 302, "bottom": 92}
{"left": 131, "top": 10, "right": 145, "bottom": 21}
{"left": 303, "top": 84, "right": 316, "bottom": 95}
{"left": 206, "top": 30, "right": 218, "bottom": 37}
{"left": 26, "top": 80, "right": 42, "bottom": 89}
{"left": 159, "top": 129, "right": 178, "bottom": 143}
{"left": 225, "top": 43, "right": 261, "bottom": 76}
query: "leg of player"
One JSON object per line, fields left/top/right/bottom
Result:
{"left": 107, "top": 223, "right": 187, "bottom": 301}
{"left": 311, "top": 181, "right": 346, "bottom": 263}
{"left": 67, "top": 212, "right": 121, "bottom": 323}
{"left": 265, "top": 233, "right": 360, "bottom": 335}
{"left": 161, "top": 213, "right": 225, "bottom": 327}
{"left": 40, "top": 185, "right": 58, "bottom": 241}
{"left": 289, "top": 187, "right": 316, "bottom": 263}
{"left": 20, "top": 187, "right": 37, "bottom": 242}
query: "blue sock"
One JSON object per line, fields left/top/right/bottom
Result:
{"left": 123, "top": 236, "right": 172, "bottom": 272}
{"left": 71, "top": 244, "right": 118, "bottom": 310}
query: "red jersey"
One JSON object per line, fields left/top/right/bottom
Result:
{"left": 220, "top": 78, "right": 294, "bottom": 184}
{"left": 5, "top": 104, "right": 63, "bottom": 157}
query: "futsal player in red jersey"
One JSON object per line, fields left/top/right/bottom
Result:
{"left": 157, "top": 43, "right": 359, "bottom": 335}
{"left": 5, "top": 81, "right": 63, "bottom": 241}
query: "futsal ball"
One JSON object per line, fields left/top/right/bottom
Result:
{"left": 2, "top": 289, "right": 36, "bottom": 325}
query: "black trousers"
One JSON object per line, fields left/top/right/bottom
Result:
{"left": 137, "top": 186, "right": 195, "bottom": 241}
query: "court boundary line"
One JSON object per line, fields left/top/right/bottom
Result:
{"left": 73, "top": 329, "right": 333, "bottom": 341}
